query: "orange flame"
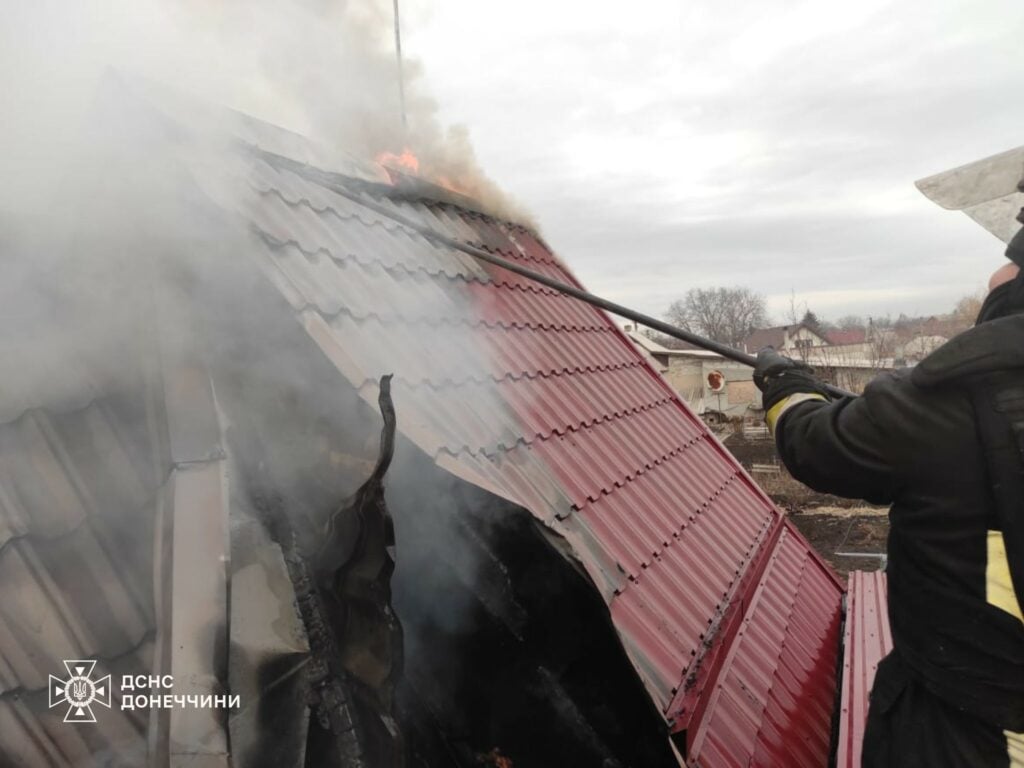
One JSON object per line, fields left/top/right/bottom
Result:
{"left": 376, "top": 147, "right": 420, "bottom": 175}
{"left": 435, "top": 174, "right": 469, "bottom": 196}
{"left": 376, "top": 148, "right": 474, "bottom": 198}
{"left": 475, "top": 748, "right": 513, "bottom": 768}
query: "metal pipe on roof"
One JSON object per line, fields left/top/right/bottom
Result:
{"left": 392, "top": 0, "right": 407, "bottom": 130}
{"left": 301, "top": 162, "right": 857, "bottom": 399}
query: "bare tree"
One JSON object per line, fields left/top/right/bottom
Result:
{"left": 834, "top": 314, "right": 866, "bottom": 331}
{"left": 951, "top": 292, "right": 984, "bottom": 334}
{"left": 784, "top": 290, "right": 806, "bottom": 326}
{"left": 866, "top": 323, "right": 897, "bottom": 369}
{"left": 665, "top": 287, "right": 768, "bottom": 349}
{"left": 801, "top": 309, "right": 829, "bottom": 334}
{"left": 870, "top": 314, "right": 894, "bottom": 330}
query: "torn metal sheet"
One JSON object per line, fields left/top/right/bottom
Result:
{"left": 238, "top": 375, "right": 405, "bottom": 768}
{"left": 314, "top": 374, "right": 404, "bottom": 767}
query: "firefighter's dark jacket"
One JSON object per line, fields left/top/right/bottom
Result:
{"left": 770, "top": 314, "right": 1024, "bottom": 730}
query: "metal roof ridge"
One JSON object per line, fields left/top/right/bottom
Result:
{"left": 247, "top": 144, "right": 543, "bottom": 234}
{"left": 255, "top": 181, "right": 558, "bottom": 268}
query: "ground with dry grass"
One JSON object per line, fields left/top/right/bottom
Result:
{"left": 724, "top": 431, "right": 889, "bottom": 577}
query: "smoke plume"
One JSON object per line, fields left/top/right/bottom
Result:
{"left": 0, "top": 0, "right": 528, "bottom": 224}
{"left": 0, "top": 3, "right": 546, "bottom": 764}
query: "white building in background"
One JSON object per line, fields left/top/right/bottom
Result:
{"left": 625, "top": 328, "right": 760, "bottom": 418}
{"left": 741, "top": 323, "right": 831, "bottom": 356}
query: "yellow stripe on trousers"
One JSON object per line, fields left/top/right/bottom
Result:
{"left": 986, "top": 531, "right": 1024, "bottom": 766}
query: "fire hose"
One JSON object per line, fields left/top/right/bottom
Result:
{"left": 291, "top": 158, "right": 857, "bottom": 400}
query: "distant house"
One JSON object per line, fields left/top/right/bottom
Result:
{"left": 888, "top": 317, "right": 955, "bottom": 363}
{"left": 897, "top": 334, "right": 948, "bottom": 362}
{"left": 826, "top": 328, "right": 867, "bottom": 346}
{"left": 814, "top": 325, "right": 890, "bottom": 369}
{"left": 741, "top": 323, "right": 830, "bottom": 355}
{"left": 744, "top": 323, "right": 907, "bottom": 395}
{"left": 626, "top": 328, "right": 760, "bottom": 417}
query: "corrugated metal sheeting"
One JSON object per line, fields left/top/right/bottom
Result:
{"left": 688, "top": 523, "right": 844, "bottom": 767}
{"left": 0, "top": 396, "right": 160, "bottom": 766}
{"left": 836, "top": 570, "right": 891, "bottom": 768}
{"left": 0, "top": 292, "right": 238, "bottom": 766}
{"left": 192, "top": 142, "right": 846, "bottom": 762}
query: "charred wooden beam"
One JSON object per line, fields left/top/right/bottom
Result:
{"left": 248, "top": 375, "right": 404, "bottom": 768}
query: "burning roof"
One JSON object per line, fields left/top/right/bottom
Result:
{"left": 0, "top": 79, "right": 845, "bottom": 767}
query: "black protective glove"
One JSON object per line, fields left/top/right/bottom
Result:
{"left": 753, "top": 347, "right": 831, "bottom": 412}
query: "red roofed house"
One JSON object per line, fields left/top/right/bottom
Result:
{"left": 827, "top": 328, "right": 868, "bottom": 346}
{"left": 0, "top": 77, "right": 881, "bottom": 767}
{"left": 741, "top": 323, "right": 830, "bottom": 356}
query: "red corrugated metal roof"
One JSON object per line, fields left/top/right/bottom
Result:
{"left": 190, "top": 144, "right": 847, "bottom": 764}
{"left": 836, "top": 570, "right": 891, "bottom": 768}
{"left": 827, "top": 329, "right": 868, "bottom": 345}
{"left": 687, "top": 522, "right": 844, "bottom": 767}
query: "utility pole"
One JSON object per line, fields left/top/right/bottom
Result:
{"left": 392, "top": 0, "right": 407, "bottom": 130}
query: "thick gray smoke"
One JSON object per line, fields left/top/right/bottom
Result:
{"left": 0, "top": 3, "right": 534, "bottom": 764}
{"left": 0, "top": 0, "right": 527, "bottom": 223}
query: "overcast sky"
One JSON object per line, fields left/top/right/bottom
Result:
{"left": 2, "top": 1, "right": 1021, "bottom": 325}
{"left": 401, "top": 0, "right": 1024, "bottom": 322}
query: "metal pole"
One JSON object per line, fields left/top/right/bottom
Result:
{"left": 392, "top": 0, "right": 407, "bottom": 130}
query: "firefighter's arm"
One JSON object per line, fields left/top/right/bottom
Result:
{"left": 754, "top": 349, "right": 897, "bottom": 504}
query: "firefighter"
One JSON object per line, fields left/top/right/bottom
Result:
{"left": 753, "top": 218, "right": 1024, "bottom": 766}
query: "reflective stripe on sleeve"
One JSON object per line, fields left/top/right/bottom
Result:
{"left": 765, "top": 392, "right": 828, "bottom": 436}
